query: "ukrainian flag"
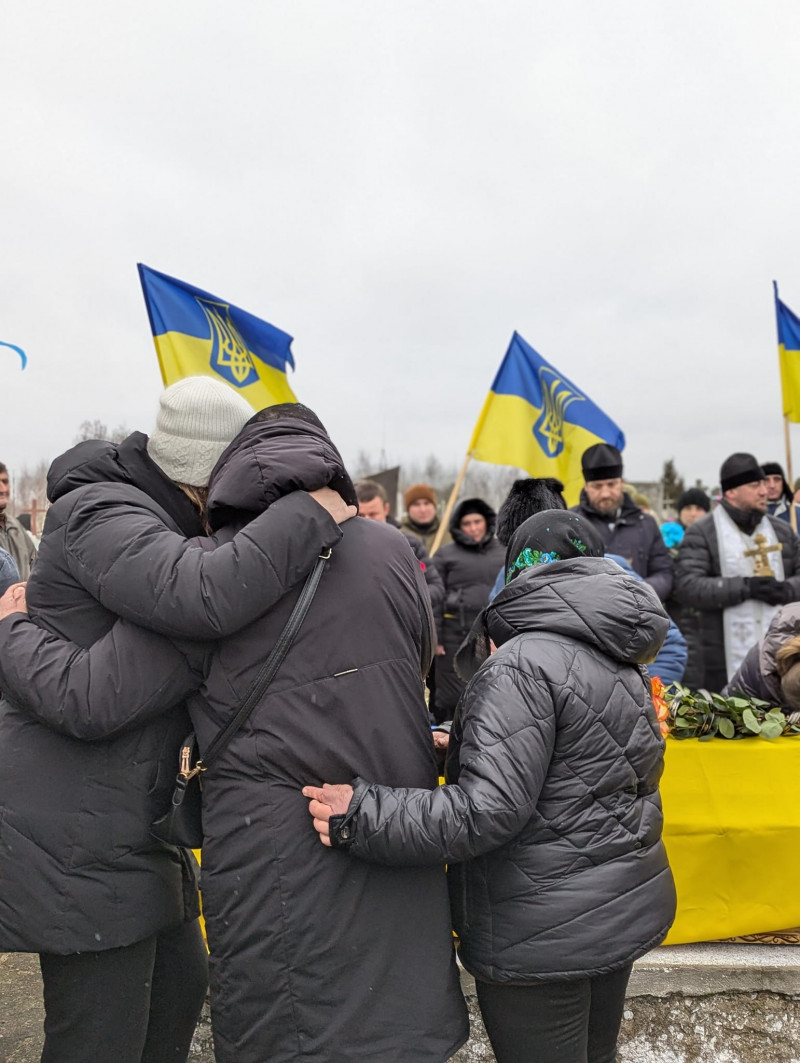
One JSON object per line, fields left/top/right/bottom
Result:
{"left": 138, "top": 264, "right": 297, "bottom": 409}
{"left": 469, "top": 332, "right": 625, "bottom": 504}
{"left": 775, "top": 281, "right": 800, "bottom": 422}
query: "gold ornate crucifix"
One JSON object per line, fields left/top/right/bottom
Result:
{"left": 744, "top": 533, "right": 783, "bottom": 578}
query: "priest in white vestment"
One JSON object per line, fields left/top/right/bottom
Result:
{"left": 674, "top": 453, "right": 800, "bottom": 692}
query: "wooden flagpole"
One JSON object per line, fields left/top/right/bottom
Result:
{"left": 784, "top": 415, "right": 797, "bottom": 534}
{"left": 430, "top": 452, "right": 471, "bottom": 556}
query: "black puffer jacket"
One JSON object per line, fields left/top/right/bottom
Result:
{"left": 431, "top": 499, "right": 505, "bottom": 718}
{"left": 675, "top": 510, "right": 800, "bottom": 692}
{"left": 572, "top": 491, "right": 674, "bottom": 600}
{"left": 0, "top": 432, "right": 342, "bottom": 954}
{"left": 330, "top": 557, "right": 676, "bottom": 982}
{"left": 433, "top": 499, "right": 506, "bottom": 635}
{"left": 403, "top": 530, "right": 445, "bottom": 636}
{"left": 722, "top": 602, "right": 800, "bottom": 703}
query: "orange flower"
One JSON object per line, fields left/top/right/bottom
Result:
{"left": 650, "top": 676, "right": 670, "bottom": 736}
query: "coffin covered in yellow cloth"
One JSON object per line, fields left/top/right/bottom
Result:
{"left": 661, "top": 737, "right": 800, "bottom": 944}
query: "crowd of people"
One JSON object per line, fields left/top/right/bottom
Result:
{"left": 1, "top": 389, "right": 798, "bottom": 1062}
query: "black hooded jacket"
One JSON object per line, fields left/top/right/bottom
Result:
{"left": 329, "top": 557, "right": 676, "bottom": 982}
{"left": 0, "top": 431, "right": 342, "bottom": 954}
{"left": 432, "top": 498, "right": 506, "bottom": 640}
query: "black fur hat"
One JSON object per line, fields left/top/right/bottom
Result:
{"left": 761, "top": 461, "right": 794, "bottom": 504}
{"left": 496, "top": 477, "right": 567, "bottom": 546}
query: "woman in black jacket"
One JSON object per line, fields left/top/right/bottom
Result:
{"left": 305, "top": 511, "right": 676, "bottom": 1063}
{"left": 0, "top": 378, "right": 352, "bottom": 1063}
{"left": 430, "top": 497, "right": 505, "bottom": 721}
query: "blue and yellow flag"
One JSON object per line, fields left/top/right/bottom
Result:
{"left": 468, "top": 332, "right": 625, "bottom": 504}
{"left": 138, "top": 264, "right": 297, "bottom": 409}
{"left": 775, "top": 281, "right": 800, "bottom": 422}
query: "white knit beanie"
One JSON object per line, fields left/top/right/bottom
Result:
{"left": 147, "top": 376, "right": 254, "bottom": 487}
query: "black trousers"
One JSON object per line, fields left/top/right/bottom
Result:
{"left": 39, "top": 919, "right": 208, "bottom": 1063}
{"left": 475, "top": 964, "right": 633, "bottom": 1063}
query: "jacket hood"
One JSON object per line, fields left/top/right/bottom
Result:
{"left": 206, "top": 418, "right": 357, "bottom": 530}
{"left": 449, "top": 497, "right": 497, "bottom": 548}
{"left": 759, "top": 602, "right": 800, "bottom": 701}
{"left": 46, "top": 432, "right": 206, "bottom": 537}
{"left": 487, "top": 556, "right": 669, "bottom": 666}
{"left": 47, "top": 439, "right": 133, "bottom": 503}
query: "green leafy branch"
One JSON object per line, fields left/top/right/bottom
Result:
{"left": 665, "top": 685, "right": 800, "bottom": 741}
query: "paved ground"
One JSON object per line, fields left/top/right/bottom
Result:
{"left": 0, "top": 953, "right": 44, "bottom": 1063}
{"left": 6, "top": 944, "right": 800, "bottom": 1063}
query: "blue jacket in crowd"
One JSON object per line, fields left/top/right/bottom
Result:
{"left": 0, "top": 549, "right": 20, "bottom": 596}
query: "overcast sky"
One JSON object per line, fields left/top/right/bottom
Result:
{"left": 3, "top": 1, "right": 800, "bottom": 495}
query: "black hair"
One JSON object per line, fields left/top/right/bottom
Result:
{"left": 248, "top": 403, "right": 327, "bottom": 433}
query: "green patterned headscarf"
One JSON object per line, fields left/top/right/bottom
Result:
{"left": 504, "top": 511, "right": 604, "bottom": 585}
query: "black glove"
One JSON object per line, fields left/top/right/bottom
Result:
{"left": 746, "top": 577, "right": 793, "bottom": 606}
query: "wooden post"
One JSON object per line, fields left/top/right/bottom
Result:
{"left": 30, "top": 498, "right": 39, "bottom": 538}
{"left": 784, "top": 415, "right": 797, "bottom": 534}
{"left": 430, "top": 453, "right": 471, "bottom": 556}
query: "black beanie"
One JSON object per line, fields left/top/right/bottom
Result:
{"left": 719, "top": 453, "right": 765, "bottom": 492}
{"left": 582, "top": 443, "right": 623, "bottom": 482}
{"left": 496, "top": 478, "right": 567, "bottom": 546}
{"left": 676, "top": 487, "right": 711, "bottom": 513}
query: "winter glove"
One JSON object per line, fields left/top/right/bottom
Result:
{"left": 746, "top": 578, "right": 794, "bottom": 606}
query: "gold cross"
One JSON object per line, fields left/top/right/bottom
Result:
{"left": 744, "top": 533, "right": 783, "bottom": 578}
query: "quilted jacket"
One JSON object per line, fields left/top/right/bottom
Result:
{"left": 723, "top": 601, "right": 800, "bottom": 703}
{"left": 331, "top": 556, "right": 677, "bottom": 982}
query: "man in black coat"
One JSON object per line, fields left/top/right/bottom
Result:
{"left": 355, "top": 478, "right": 445, "bottom": 640}
{"left": 571, "top": 443, "right": 673, "bottom": 601}
{"left": 675, "top": 453, "right": 800, "bottom": 692}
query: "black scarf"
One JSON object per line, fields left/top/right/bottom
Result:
{"left": 720, "top": 498, "right": 765, "bottom": 538}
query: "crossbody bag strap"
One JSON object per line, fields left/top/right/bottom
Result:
{"left": 190, "top": 547, "right": 331, "bottom": 777}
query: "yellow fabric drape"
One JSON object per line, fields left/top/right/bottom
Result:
{"left": 661, "top": 737, "right": 800, "bottom": 944}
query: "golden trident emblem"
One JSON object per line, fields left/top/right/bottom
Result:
{"left": 197, "top": 298, "right": 257, "bottom": 386}
{"left": 533, "top": 367, "right": 584, "bottom": 456}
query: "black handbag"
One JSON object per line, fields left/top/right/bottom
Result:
{"left": 151, "top": 548, "right": 331, "bottom": 848}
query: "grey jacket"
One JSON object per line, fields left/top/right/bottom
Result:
{"left": 723, "top": 601, "right": 800, "bottom": 703}
{"left": 330, "top": 557, "right": 676, "bottom": 982}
